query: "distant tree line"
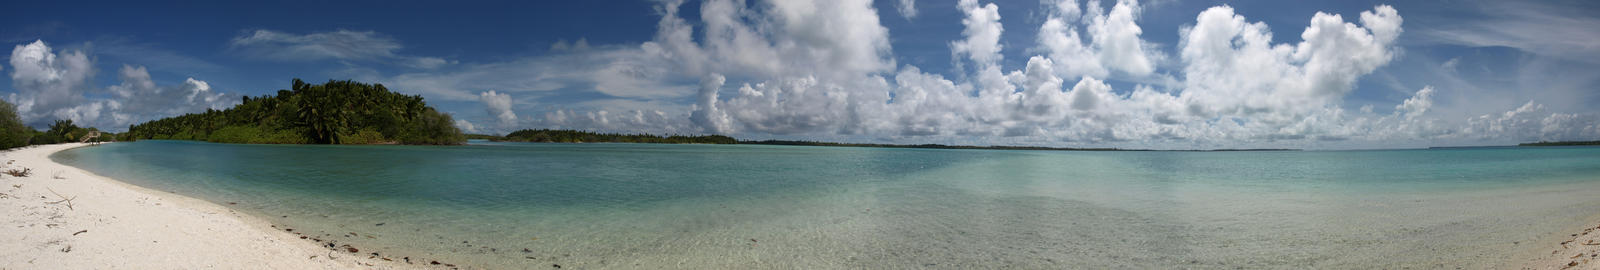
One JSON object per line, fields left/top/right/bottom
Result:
{"left": 122, "top": 79, "right": 464, "bottom": 145}
{"left": 464, "top": 133, "right": 501, "bottom": 140}
{"left": 483, "top": 129, "right": 737, "bottom": 144}
{"left": 1520, "top": 140, "right": 1600, "bottom": 146}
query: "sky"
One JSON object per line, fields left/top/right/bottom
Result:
{"left": 3, "top": 0, "right": 1599, "bottom": 149}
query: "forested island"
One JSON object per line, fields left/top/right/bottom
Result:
{"left": 123, "top": 79, "right": 464, "bottom": 145}
{"left": 1519, "top": 140, "right": 1600, "bottom": 146}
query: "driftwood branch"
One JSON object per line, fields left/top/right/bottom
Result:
{"left": 3, "top": 167, "right": 29, "bottom": 177}
{"left": 45, "top": 188, "right": 76, "bottom": 210}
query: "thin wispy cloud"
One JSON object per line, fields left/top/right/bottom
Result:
{"left": 1418, "top": 1, "right": 1600, "bottom": 64}
{"left": 229, "top": 29, "right": 454, "bottom": 69}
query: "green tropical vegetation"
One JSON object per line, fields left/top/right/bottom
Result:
{"left": 123, "top": 79, "right": 464, "bottom": 145}
{"left": 488, "top": 129, "right": 737, "bottom": 144}
{"left": 36, "top": 119, "right": 113, "bottom": 145}
{"left": 464, "top": 133, "right": 501, "bottom": 140}
{"left": 0, "top": 99, "right": 115, "bottom": 150}
{"left": 0, "top": 99, "right": 30, "bottom": 150}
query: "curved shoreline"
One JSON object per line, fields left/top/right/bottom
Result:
{"left": 3, "top": 142, "right": 1597, "bottom": 269}
{"left": 0, "top": 143, "right": 409, "bottom": 269}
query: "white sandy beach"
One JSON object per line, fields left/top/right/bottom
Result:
{"left": 0, "top": 143, "right": 410, "bottom": 269}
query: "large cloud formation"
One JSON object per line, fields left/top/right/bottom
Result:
{"left": 253, "top": 0, "right": 1599, "bottom": 148}
{"left": 673, "top": 1, "right": 1406, "bottom": 142}
{"left": 7, "top": 40, "right": 236, "bottom": 129}
{"left": 656, "top": 0, "right": 1595, "bottom": 148}
{"left": 478, "top": 90, "right": 517, "bottom": 127}
{"left": 9, "top": 39, "right": 94, "bottom": 125}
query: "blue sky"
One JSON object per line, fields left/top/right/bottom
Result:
{"left": 4, "top": 0, "right": 1598, "bottom": 149}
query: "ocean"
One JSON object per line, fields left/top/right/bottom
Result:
{"left": 51, "top": 140, "right": 1600, "bottom": 268}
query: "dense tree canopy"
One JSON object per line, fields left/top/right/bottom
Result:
{"left": 0, "top": 99, "right": 32, "bottom": 149}
{"left": 0, "top": 105, "right": 112, "bottom": 149}
{"left": 124, "top": 79, "right": 464, "bottom": 145}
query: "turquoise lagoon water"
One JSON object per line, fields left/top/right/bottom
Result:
{"left": 51, "top": 140, "right": 1600, "bottom": 269}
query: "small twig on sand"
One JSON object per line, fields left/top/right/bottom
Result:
{"left": 45, "top": 188, "right": 76, "bottom": 210}
{"left": 2, "top": 167, "right": 29, "bottom": 177}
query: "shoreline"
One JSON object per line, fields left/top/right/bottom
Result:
{"left": 1527, "top": 215, "right": 1600, "bottom": 270}
{"left": 3, "top": 142, "right": 1598, "bottom": 269}
{"left": 0, "top": 143, "right": 410, "bottom": 269}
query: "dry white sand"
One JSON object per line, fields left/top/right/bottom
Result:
{"left": 0, "top": 143, "right": 413, "bottom": 269}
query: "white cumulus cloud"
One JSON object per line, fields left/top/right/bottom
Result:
{"left": 7, "top": 40, "right": 237, "bottom": 130}
{"left": 1175, "top": 5, "right": 1403, "bottom": 129}
{"left": 1086, "top": 0, "right": 1157, "bottom": 76}
{"left": 690, "top": 73, "right": 732, "bottom": 134}
{"left": 377, "top": 1, "right": 1595, "bottom": 148}
{"left": 454, "top": 119, "right": 479, "bottom": 134}
{"left": 8, "top": 39, "right": 94, "bottom": 126}
{"left": 952, "top": 0, "right": 1005, "bottom": 67}
{"left": 1035, "top": 0, "right": 1164, "bottom": 80}
{"left": 478, "top": 90, "right": 517, "bottom": 127}
{"left": 102, "top": 65, "right": 236, "bottom": 128}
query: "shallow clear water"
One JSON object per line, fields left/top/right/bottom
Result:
{"left": 52, "top": 140, "right": 1600, "bottom": 269}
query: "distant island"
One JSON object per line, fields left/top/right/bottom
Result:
{"left": 123, "top": 79, "right": 464, "bottom": 145}
{"left": 469, "top": 130, "right": 1297, "bottom": 152}
{"left": 484, "top": 129, "right": 737, "bottom": 144}
{"left": 1519, "top": 140, "right": 1600, "bottom": 146}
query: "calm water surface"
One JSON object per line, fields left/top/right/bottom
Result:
{"left": 52, "top": 140, "right": 1600, "bottom": 269}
